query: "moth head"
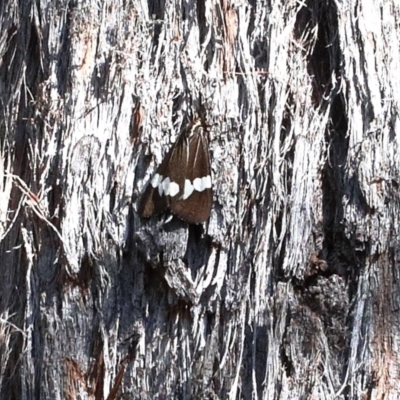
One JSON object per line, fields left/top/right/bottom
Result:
{"left": 188, "top": 118, "right": 210, "bottom": 138}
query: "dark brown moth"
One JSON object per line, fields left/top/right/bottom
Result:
{"left": 139, "top": 119, "right": 213, "bottom": 224}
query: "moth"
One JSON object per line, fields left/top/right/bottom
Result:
{"left": 139, "top": 119, "right": 213, "bottom": 224}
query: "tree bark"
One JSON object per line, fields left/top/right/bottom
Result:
{"left": 0, "top": 0, "right": 399, "bottom": 398}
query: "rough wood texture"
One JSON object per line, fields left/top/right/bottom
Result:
{"left": 0, "top": 0, "right": 399, "bottom": 398}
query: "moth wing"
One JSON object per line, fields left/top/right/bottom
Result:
{"left": 162, "top": 134, "right": 188, "bottom": 201}
{"left": 170, "top": 188, "right": 213, "bottom": 224}
{"left": 138, "top": 181, "right": 169, "bottom": 218}
{"left": 139, "top": 135, "right": 187, "bottom": 218}
{"left": 170, "top": 132, "right": 213, "bottom": 224}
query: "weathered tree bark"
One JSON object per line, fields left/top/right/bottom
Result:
{"left": 1, "top": 0, "right": 399, "bottom": 398}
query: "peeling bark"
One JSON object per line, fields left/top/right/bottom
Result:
{"left": 1, "top": 0, "right": 399, "bottom": 398}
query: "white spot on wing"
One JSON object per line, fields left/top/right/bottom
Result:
{"left": 169, "top": 182, "right": 180, "bottom": 197}
{"left": 203, "top": 175, "right": 212, "bottom": 189}
{"left": 162, "top": 177, "right": 180, "bottom": 197}
{"left": 182, "top": 179, "right": 194, "bottom": 200}
{"left": 161, "top": 177, "right": 170, "bottom": 195}
{"left": 151, "top": 173, "right": 163, "bottom": 188}
{"left": 193, "top": 175, "right": 212, "bottom": 192}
